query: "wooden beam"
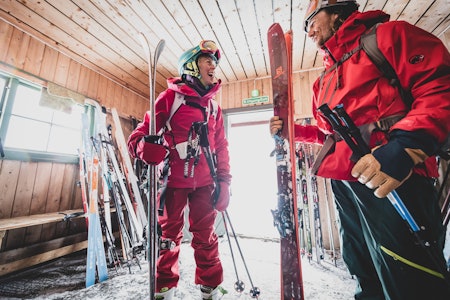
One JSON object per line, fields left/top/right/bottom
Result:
{"left": 0, "top": 240, "right": 88, "bottom": 276}
{"left": 0, "top": 232, "right": 88, "bottom": 264}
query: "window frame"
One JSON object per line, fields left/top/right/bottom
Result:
{"left": 0, "top": 73, "right": 83, "bottom": 164}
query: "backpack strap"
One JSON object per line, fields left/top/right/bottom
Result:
{"left": 165, "top": 92, "right": 186, "bottom": 132}
{"left": 210, "top": 99, "right": 218, "bottom": 119}
{"left": 360, "top": 23, "right": 414, "bottom": 109}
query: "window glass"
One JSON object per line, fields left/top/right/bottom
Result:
{"left": 5, "top": 116, "right": 50, "bottom": 151}
{"left": 0, "top": 74, "right": 85, "bottom": 161}
{"left": 47, "top": 125, "right": 81, "bottom": 155}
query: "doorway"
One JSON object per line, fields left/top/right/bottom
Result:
{"left": 226, "top": 109, "right": 278, "bottom": 239}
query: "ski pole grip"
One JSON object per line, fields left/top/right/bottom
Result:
{"left": 317, "top": 104, "right": 363, "bottom": 161}
{"left": 333, "top": 104, "right": 371, "bottom": 155}
{"left": 317, "top": 104, "right": 342, "bottom": 131}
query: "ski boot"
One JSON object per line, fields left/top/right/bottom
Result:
{"left": 200, "top": 285, "right": 227, "bottom": 300}
{"left": 155, "top": 287, "right": 175, "bottom": 300}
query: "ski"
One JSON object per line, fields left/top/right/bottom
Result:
{"left": 139, "top": 33, "right": 165, "bottom": 299}
{"left": 303, "top": 135, "right": 324, "bottom": 263}
{"left": 85, "top": 152, "right": 109, "bottom": 287}
{"left": 268, "top": 23, "right": 304, "bottom": 300}
{"left": 111, "top": 107, "right": 147, "bottom": 228}
{"left": 81, "top": 108, "right": 109, "bottom": 287}
{"left": 79, "top": 112, "right": 91, "bottom": 226}
{"left": 297, "top": 143, "right": 313, "bottom": 262}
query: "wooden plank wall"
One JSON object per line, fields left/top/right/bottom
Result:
{"left": 0, "top": 20, "right": 143, "bottom": 259}
{"left": 0, "top": 20, "right": 149, "bottom": 119}
{"left": 218, "top": 69, "right": 323, "bottom": 120}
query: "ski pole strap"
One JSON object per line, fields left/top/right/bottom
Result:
{"left": 311, "top": 134, "right": 337, "bottom": 174}
{"left": 317, "top": 103, "right": 366, "bottom": 161}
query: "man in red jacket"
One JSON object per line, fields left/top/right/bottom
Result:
{"left": 128, "top": 41, "right": 231, "bottom": 300}
{"left": 271, "top": 0, "right": 450, "bottom": 299}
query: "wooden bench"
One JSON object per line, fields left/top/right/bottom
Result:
{"left": 0, "top": 209, "right": 85, "bottom": 245}
{"left": 0, "top": 209, "right": 86, "bottom": 276}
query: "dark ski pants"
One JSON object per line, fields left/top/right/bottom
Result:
{"left": 331, "top": 174, "right": 449, "bottom": 300}
{"left": 155, "top": 185, "right": 223, "bottom": 290}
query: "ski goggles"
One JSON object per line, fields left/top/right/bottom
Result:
{"left": 304, "top": 0, "right": 357, "bottom": 33}
{"left": 198, "top": 40, "right": 221, "bottom": 61}
{"left": 304, "top": 0, "right": 323, "bottom": 33}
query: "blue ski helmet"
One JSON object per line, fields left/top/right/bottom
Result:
{"left": 178, "top": 40, "right": 221, "bottom": 80}
{"left": 304, "top": 0, "right": 358, "bottom": 32}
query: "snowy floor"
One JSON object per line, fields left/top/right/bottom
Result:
{"left": 0, "top": 237, "right": 356, "bottom": 300}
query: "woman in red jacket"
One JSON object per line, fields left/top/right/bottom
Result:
{"left": 128, "top": 41, "right": 231, "bottom": 300}
{"left": 271, "top": 1, "right": 450, "bottom": 299}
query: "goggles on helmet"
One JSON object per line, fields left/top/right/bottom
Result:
{"left": 198, "top": 40, "right": 220, "bottom": 59}
{"left": 304, "top": 0, "right": 358, "bottom": 33}
{"left": 178, "top": 40, "right": 221, "bottom": 79}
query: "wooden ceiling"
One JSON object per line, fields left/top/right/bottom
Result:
{"left": 1, "top": 0, "right": 449, "bottom": 99}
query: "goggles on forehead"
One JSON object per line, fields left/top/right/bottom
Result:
{"left": 198, "top": 40, "right": 221, "bottom": 61}
{"left": 200, "top": 40, "right": 217, "bottom": 53}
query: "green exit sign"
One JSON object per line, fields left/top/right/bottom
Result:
{"left": 242, "top": 96, "right": 269, "bottom": 106}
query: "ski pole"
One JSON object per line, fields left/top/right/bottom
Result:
{"left": 331, "top": 104, "right": 420, "bottom": 231}
{"left": 223, "top": 210, "right": 261, "bottom": 298}
{"left": 221, "top": 211, "right": 245, "bottom": 293}
{"left": 318, "top": 103, "right": 450, "bottom": 285}
{"left": 195, "top": 121, "right": 221, "bottom": 206}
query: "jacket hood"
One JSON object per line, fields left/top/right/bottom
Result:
{"left": 166, "top": 77, "right": 222, "bottom": 99}
{"left": 322, "top": 10, "right": 390, "bottom": 67}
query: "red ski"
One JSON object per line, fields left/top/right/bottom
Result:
{"left": 268, "top": 23, "right": 304, "bottom": 300}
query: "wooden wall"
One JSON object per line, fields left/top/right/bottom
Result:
{"left": 0, "top": 20, "right": 149, "bottom": 119}
{"left": 218, "top": 69, "right": 323, "bottom": 119}
{"left": 0, "top": 20, "right": 144, "bottom": 275}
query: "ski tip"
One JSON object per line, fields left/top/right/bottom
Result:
{"left": 155, "top": 39, "right": 166, "bottom": 56}
{"left": 138, "top": 32, "right": 151, "bottom": 57}
{"left": 269, "top": 23, "right": 281, "bottom": 30}
{"left": 157, "top": 39, "right": 165, "bottom": 47}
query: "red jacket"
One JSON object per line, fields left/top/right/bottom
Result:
{"left": 295, "top": 10, "right": 450, "bottom": 180}
{"left": 127, "top": 78, "right": 231, "bottom": 188}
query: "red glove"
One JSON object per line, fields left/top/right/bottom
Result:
{"left": 214, "top": 181, "right": 230, "bottom": 212}
{"left": 136, "top": 135, "right": 168, "bottom": 165}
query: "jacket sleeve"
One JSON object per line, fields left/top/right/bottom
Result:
{"left": 127, "top": 90, "right": 173, "bottom": 158}
{"left": 127, "top": 112, "right": 150, "bottom": 159}
{"left": 294, "top": 124, "right": 326, "bottom": 145}
{"left": 213, "top": 106, "right": 231, "bottom": 185}
{"left": 378, "top": 21, "right": 450, "bottom": 146}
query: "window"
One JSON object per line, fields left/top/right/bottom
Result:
{"left": 0, "top": 73, "right": 84, "bottom": 163}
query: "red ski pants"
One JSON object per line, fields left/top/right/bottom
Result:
{"left": 155, "top": 185, "right": 223, "bottom": 290}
